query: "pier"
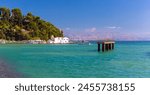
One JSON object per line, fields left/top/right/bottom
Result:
{"left": 97, "top": 41, "right": 115, "bottom": 52}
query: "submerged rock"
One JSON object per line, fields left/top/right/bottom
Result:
{"left": 0, "top": 60, "right": 22, "bottom": 78}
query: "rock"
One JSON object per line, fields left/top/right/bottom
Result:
{"left": 0, "top": 60, "right": 22, "bottom": 78}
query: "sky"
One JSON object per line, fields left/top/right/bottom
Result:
{"left": 0, "top": 0, "right": 150, "bottom": 40}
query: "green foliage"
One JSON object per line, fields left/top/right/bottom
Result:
{"left": 0, "top": 7, "right": 63, "bottom": 41}
{"left": 11, "top": 8, "right": 23, "bottom": 26}
{"left": 0, "top": 7, "right": 10, "bottom": 21}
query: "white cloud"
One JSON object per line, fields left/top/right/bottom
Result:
{"left": 85, "top": 27, "right": 97, "bottom": 32}
{"left": 105, "top": 26, "right": 121, "bottom": 29}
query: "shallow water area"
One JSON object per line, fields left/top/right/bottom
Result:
{"left": 0, "top": 41, "right": 150, "bottom": 78}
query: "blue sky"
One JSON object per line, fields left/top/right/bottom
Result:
{"left": 1, "top": 0, "right": 150, "bottom": 40}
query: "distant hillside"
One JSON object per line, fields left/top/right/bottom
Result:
{"left": 0, "top": 7, "right": 63, "bottom": 41}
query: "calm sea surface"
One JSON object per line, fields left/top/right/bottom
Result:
{"left": 0, "top": 41, "right": 150, "bottom": 78}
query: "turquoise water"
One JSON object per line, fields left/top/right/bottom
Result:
{"left": 0, "top": 41, "right": 150, "bottom": 78}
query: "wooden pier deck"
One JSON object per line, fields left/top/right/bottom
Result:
{"left": 97, "top": 41, "right": 115, "bottom": 52}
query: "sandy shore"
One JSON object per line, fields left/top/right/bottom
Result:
{"left": 0, "top": 60, "right": 21, "bottom": 78}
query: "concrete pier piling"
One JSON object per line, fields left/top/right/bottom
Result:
{"left": 98, "top": 43, "right": 100, "bottom": 52}
{"left": 97, "top": 41, "right": 115, "bottom": 52}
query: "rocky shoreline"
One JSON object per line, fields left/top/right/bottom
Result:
{"left": 0, "top": 60, "right": 21, "bottom": 78}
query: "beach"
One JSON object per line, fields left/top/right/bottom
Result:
{"left": 0, "top": 59, "right": 21, "bottom": 78}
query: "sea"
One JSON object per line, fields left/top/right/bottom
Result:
{"left": 0, "top": 41, "right": 150, "bottom": 78}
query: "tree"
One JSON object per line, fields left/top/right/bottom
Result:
{"left": 0, "top": 7, "right": 64, "bottom": 41}
{"left": 11, "top": 8, "right": 23, "bottom": 26}
{"left": 0, "top": 7, "right": 11, "bottom": 21}
{"left": 0, "top": 29, "right": 5, "bottom": 39}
